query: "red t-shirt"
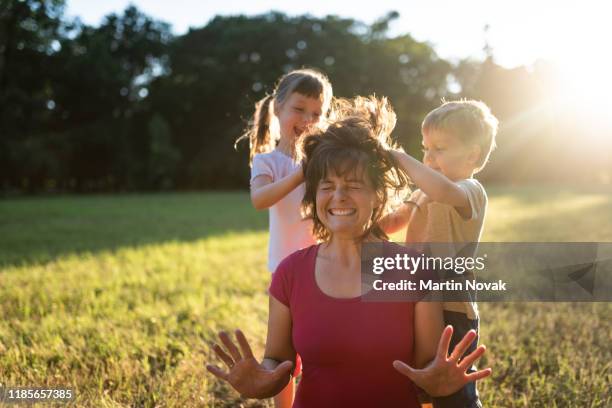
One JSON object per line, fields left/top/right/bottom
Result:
{"left": 269, "top": 244, "right": 421, "bottom": 408}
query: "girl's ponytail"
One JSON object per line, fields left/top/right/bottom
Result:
{"left": 236, "top": 68, "right": 333, "bottom": 165}
{"left": 236, "top": 94, "right": 275, "bottom": 165}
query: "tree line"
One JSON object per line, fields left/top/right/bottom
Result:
{"left": 1, "top": 0, "right": 608, "bottom": 193}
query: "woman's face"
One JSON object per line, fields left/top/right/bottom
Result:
{"left": 315, "top": 165, "right": 379, "bottom": 239}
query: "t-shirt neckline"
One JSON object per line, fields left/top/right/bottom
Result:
{"left": 273, "top": 149, "right": 296, "bottom": 161}
{"left": 311, "top": 243, "right": 364, "bottom": 302}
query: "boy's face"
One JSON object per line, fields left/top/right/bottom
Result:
{"left": 421, "top": 128, "right": 479, "bottom": 181}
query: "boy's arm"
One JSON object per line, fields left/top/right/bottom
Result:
{"left": 379, "top": 203, "right": 412, "bottom": 235}
{"left": 250, "top": 166, "right": 304, "bottom": 210}
{"left": 390, "top": 151, "right": 472, "bottom": 218}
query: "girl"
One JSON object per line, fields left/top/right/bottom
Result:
{"left": 235, "top": 68, "right": 333, "bottom": 407}
{"left": 211, "top": 96, "right": 491, "bottom": 407}
{"left": 237, "top": 68, "right": 333, "bottom": 272}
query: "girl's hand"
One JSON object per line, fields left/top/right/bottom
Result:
{"left": 206, "top": 330, "right": 294, "bottom": 399}
{"left": 393, "top": 325, "right": 491, "bottom": 397}
{"left": 295, "top": 164, "right": 305, "bottom": 183}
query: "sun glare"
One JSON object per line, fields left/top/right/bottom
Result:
{"left": 554, "top": 53, "right": 612, "bottom": 119}
{"left": 542, "top": 10, "right": 612, "bottom": 123}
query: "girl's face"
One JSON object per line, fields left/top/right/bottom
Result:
{"left": 275, "top": 92, "right": 324, "bottom": 142}
{"left": 315, "top": 166, "right": 379, "bottom": 239}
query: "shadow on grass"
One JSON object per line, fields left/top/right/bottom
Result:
{"left": 0, "top": 191, "right": 268, "bottom": 268}
{"left": 3, "top": 186, "right": 612, "bottom": 268}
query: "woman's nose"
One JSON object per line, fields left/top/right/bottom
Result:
{"left": 333, "top": 186, "right": 348, "bottom": 200}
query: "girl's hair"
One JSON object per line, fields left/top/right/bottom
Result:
{"left": 236, "top": 68, "right": 333, "bottom": 164}
{"left": 300, "top": 96, "right": 410, "bottom": 242}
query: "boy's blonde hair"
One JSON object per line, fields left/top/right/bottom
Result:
{"left": 422, "top": 100, "right": 498, "bottom": 172}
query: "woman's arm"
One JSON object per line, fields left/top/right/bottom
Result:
{"left": 394, "top": 321, "right": 491, "bottom": 397}
{"left": 206, "top": 295, "right": 295, "bottom": 399}
{"left": 390, "top": 151, "right": 472, "bottom": 218}
{"left": 250, "top": 166, "right": 304, "bottom": 210}
{"left": 413, "top": 301, "right": 444, "bottom": 368}
{"left": 262, "top": 295, "right": 297, "bottom": 373}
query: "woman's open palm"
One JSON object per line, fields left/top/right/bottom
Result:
{"left": 393, "top": 325, "right": 491, "bottom": 397}
{"left": 206, "top": 330, "right": 293, "bottom": 399}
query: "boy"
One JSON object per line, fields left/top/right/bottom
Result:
{"left": 382, "top": 100, "right": 498, "bottom": 408}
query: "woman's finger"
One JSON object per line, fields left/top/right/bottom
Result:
{"left": 392, "top": 360, "right": 420, "bottom": 381}
{"left": 436, "top": 325, "right": 454, "bottom": 360}
{"left": 219, "top": 331, "right": 242, "bottom": 362}
{"left": 272, "top": 360, "right": 294, "bottom": 380}
{"left": 235, "top": 329, "right": 254, "bottom": 359}
{"left": 458, "top": 345, "right": 486, "bottom": 371}
{"left": 212, "top": 343, "right": 235, "bottom": 369}
{"left": 449, "top": 329, "right": 477, "bottom": 362}
{"left": 465, "top": 367, "right": 492, "bottom": 382}
{"left": 206, "top": 364, "right": 229, "bottom": 381}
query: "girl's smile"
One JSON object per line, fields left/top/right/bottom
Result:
{"left": 276, "top": 93, "right": 324, "bottom": 139}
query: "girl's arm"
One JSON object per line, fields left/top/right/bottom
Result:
{"left": 390, "top": 151, "right": 472, "bottom": 218}
{"left": 251, "top": 166, "right": 304, "bottom": 210}
{"left": 206, "top": 296, "right": 295, "bottom": 399}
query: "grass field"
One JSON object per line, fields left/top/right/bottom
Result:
{"left": 1, "top": 186, "right": 611, "bottom": 407}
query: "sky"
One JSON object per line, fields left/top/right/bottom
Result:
{"left": 65, "top": 1, "right": 609, "bottom": 69}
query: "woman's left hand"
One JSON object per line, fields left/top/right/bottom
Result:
{"left": 393, "top": 325, "right": 491, "bottom": 397}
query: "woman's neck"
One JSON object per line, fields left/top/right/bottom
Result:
{"left": 321, "top": 235, "right": 362, "bottom": 267}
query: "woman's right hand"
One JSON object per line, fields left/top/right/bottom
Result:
{"left": 206, "top": 329, "right": 294, "bottom": 399}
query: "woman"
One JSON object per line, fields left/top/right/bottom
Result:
{"left": 207, "top": 96, "right": 491, "bottom": 407}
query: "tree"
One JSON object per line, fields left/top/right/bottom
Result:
{"left": 149, "top": 11, "right": 452, "bottom": 189}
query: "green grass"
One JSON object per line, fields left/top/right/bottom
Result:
{"left": 0, "top": 187, "right": 611, "bottom": 407}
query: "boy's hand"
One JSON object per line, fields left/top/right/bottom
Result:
{"left": 388, "top": 149, "right": 409, "bottom": 164}
{"left": 393, "top": 325, "right": 491, "bottom": 397}
{"left": 388, "top": 148, "right": 472, "bottom": 212}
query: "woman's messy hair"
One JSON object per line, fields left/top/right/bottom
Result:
{"left": 300, "top": 95, "right": 411, "bottom": 242}
{"left": 235, "top": 68, "right": 333, "bottom": 164}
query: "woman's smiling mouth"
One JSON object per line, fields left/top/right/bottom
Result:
{"left": 328, "top": 208, "right": 357, "bottom": 216}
